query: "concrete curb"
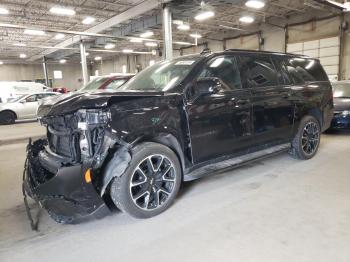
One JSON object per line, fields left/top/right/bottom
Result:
{"left": 0, "top": 136, "right": 44, "bottom": 146}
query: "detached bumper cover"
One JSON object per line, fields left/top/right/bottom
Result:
{"left": 23, "top": 140, "right": 110, "bottom": 224}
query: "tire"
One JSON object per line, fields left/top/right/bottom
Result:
{"left": 290, "top": 115, "right": 321, "bottom": 160}
{"left": 0, "top": 111, "right": 16, "bottom": 125}
{"left": 110, "top": 142, "right": 182, "bottom": 219}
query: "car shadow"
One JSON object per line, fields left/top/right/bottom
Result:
{"left": 323, "top": 129, "right": 350, "bottom": 136}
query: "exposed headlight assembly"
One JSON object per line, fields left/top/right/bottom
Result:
{"left": 77, "top": 109, "right": 111, "bottom": 130}
{"left": 77, "top": 109, "right": 111, "bottom": 159}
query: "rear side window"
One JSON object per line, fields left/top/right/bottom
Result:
{"left": 238, "top": 55, "right": 279, "bottom": 88}
{"left": 284, "top": 57, "right": 329, "bottom": 83}
{"left": 271, "top": 56, "right": 293, "bottom": 86}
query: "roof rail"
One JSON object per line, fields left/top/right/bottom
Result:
{"left": 223, "top": 49, "right": 310, "bottom": 57}
{"left": 200, "top": 48, "right": 212, "bottom": 55}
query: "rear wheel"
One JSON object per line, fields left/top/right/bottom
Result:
{"left": 110, "top": 142, "right": 182, "bottom": 218}
{"left": 290, "top": 115, "right": 321, "bottom": 160}
{"left": 0, "top": 111, "right": 16, "bottom": 125}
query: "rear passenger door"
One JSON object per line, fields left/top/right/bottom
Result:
{"left": 238, "top": 54, "right": 295, "bottom": 147}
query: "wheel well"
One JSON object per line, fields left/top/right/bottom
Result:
{"left": 146, "top": 134, "right": 186, "bottom": 175}
{"left": 308, "top": 108, "right": 322, "bottom": 126}
{"left": 0, "top": 110, "right": 17, "bottom": 119}
{"left": 100, "top": 135, "right": 186, "bottom": 196}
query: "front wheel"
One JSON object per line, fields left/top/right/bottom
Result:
{"left": 110, "top": 142, "right": 182, "bottom": 218}
{"left": 290, "top": 115, "right": 321, "bottom": 160}
{"left": 0, "top": 111, "right": 16, "bottom": 125}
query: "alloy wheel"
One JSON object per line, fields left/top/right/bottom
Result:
{"left": 129, "top": 155, "right": 176, "bottom": 211}
{"left": 301, "top": 121, "right": 320, "bottom": 156}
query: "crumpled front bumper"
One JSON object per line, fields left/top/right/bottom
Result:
{"left": 23, "top": 140, "right": 110, "bottom": 224}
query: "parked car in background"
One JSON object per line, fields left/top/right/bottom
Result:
{"left": 79, "top": 75, "right": 134, "bottom": 92}
{"left": 25, "top": 50, "right": 333, "bottom": 224}
{"left": 0, "top": 92, "right": 59, "bottom": 124}
{"left": 36, "top": 75, "right": 134, "bottom": 111}
{"left": 330, "top": 81, "right": 350, "bottom": 129}
{"left": 53, "top": 87, "right": 69, "bottom": 94}
{"left": 0, "top": 81, "right": 47, "bottom": 103}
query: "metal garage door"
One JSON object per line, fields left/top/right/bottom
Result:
{"left": 287, "top": 36, "right": 340, "bottom": 81}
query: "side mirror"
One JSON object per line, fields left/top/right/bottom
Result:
{"left": 195, "top": 77, "right": 222, "bottom": 96}
{"left": 20, "top": 100, "right": 26, "bottom": 104}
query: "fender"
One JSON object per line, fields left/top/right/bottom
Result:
{"left": 150, "top": 133, "right": 187, "bottom": 174}
{"left": 100, "top": 144, "right": 132, "bottom": 196}
{"left": 100, "top": 133, "right": 187, "bottom": 196}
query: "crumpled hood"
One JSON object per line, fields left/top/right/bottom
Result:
{"left": 37, "top": 90, "right": 165, "bottom": 117}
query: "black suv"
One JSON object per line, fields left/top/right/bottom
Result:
{"left": 24, "top": 50, "right": 333, "bottom": 223}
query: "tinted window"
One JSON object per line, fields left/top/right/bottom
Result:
{"left": 272, "top": 57, "right": 292, "bottom": 85}
{"left": 239, "top": 55, "right": 279, "bottom": 88}
{"left": 198, "top": 56, "right": 242, "bottom": 90}
{"left": 285, "top": 57, "right": 328, "bottom": 84}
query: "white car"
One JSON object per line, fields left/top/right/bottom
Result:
{"left": 0, "top": 81, "right": 48, "bottom": 103}
{"left": 0, "top": 92, "right": 59, "bottom": 124}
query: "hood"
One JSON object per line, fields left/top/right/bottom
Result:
{"left": 37, "top": 90, "right": 165, "bottom": 117}
{"left": 334, "top": 97, "right": 350, "bottom": 112}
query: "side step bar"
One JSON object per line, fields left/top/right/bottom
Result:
{"left": 184, "top": 143, "right": 291, "bottom": 181}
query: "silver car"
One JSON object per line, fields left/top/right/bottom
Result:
{"left": 0, "top": 92, "right": 59, "bottom": 124}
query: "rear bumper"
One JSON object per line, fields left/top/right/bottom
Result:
{"left": 23, "top": 140, "right": 110, "bottom": 224}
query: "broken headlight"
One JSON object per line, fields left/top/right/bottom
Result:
{"left": 77, "top": 109, "right": 111, "bottom": 159}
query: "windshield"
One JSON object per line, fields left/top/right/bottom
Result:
{"left": 121, "top": 57, "right": 201, "bottom": 92}
{"left": 333, "top": 83, "right": 350, "bottom": 98}
{"left": 105, "top": 79, "right": 128, "bottom": 90}
{"left": 79, "top": 77, "right": 108, "bottom": 92}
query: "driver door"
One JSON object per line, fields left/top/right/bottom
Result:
{"left": 185, "top": 56, "right": 253, "bottom": 164}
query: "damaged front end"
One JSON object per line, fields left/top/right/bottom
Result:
{"left": 23, "top": 109, "right": 131, "bottom": 225}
